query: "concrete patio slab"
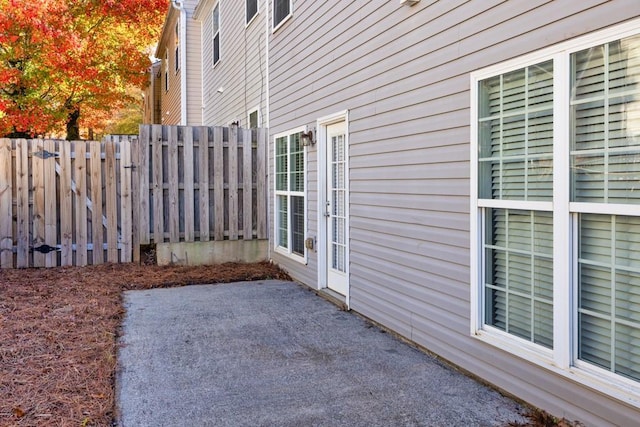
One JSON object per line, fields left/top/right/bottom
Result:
{"left": 116, "top": 280, "right": 527, "bottom": 427}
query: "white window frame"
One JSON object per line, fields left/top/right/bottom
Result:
{"left": 247, "top": 107, "right": 260, "bottom": 128}
{"left": 246, "top": 0, "right": 258, "bottom": 26}
{"left": 174, "top": 21, "right": 180, "bottom": 74}
{"left": 272, "top": 0, "right": 292, "bottom": 32}
{"left": 164, "top": 48, "right": 169, "bottom": 92}
{"left": 273, "top": 126, "right": 307, "bottom": 263}
{"left": 212, "top": 2, "right": 221, "bottom": 67}
{"left": 470, "top": 18, "right": 640, "bottom": 407}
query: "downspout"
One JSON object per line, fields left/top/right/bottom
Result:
{"left": 171, "top": 0, "right": 188, "bottom": 125}
{"left": 264, "top": 0, "right": 271, "bottom": 261}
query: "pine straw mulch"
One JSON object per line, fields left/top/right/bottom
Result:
{"left": 0, "top": 261, "right": 291, "bottom": 427}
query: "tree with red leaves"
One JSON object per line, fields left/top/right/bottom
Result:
{"left": 0, "top": 0, "right": 167, "bottom": 139}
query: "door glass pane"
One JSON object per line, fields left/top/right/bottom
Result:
{"left": 291, "top": 196, "right": 304, "bottom": 256}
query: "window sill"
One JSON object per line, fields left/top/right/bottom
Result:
{"left": 272, "top": 14, "right": 292, "bottom": 33}
{"left": 274, "top": 246, "right": 306, "bottom": 265}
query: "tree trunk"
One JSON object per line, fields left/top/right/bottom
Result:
{"left": 66, "top": 108, "right": 81, "bottom": 140}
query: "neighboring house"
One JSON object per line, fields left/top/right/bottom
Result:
{"left": 153, "top": 0, "right": 203, "bottom": 126}
{"left": 142, "top": 60, "right": 162, "bottom": 124}
{"left": 194, "top": 0, "right": 267, "bottom": 128}
{"left": 148, "top": 0, "right": 640, "bottom": 424}
{"left": 266, "top": 1, "right": 640, "bottom": 426}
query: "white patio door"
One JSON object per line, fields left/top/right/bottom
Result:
{"left": 324, "top": 121, "right": 348, "bottom": 295}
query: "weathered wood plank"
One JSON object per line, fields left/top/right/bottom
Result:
{"left": 90, "top": 140, "right": 103, "bottom": 264}
{"left": 213, "top": 127, "right": 224, "bottom": 240}
{"left": 152, "top": 126, "right": 164, "bottom": 243}
{"left": 59, "top": 140, "right": 73, "bottom": 266}
{"left": 243, "top": 129, "right": 253, "bottom": 240}
{"left": 120, "top": 137, "right": 133, "bottom": 262}
{"left": 198, "top": 127, "right": 210, "bottom": 241}
{"left": 105, "top": 140, "right": 118, "bottom": 262}
{"left": 74, "top": 141, "right": 88, "bottom": 266}
{"left": 16, "top": 139, "right": 30, "bottom": 267}
{"left": 32, "top": 140, "right": 45, "bottom": 267}
{"left": 44, "top": 139, "right": 57, "bottom": 267}
{"left": 256, "top": 127, "right": 267, "bottom": 239}
{"left": 183, "top": 127, "right": 195, "bottom": 242}
{"left": 168, "top": 126, "right": 179, "bottom": 243}
{"left": 130, "top": 135, "right": 140, "bottom": 263}
{"left": 0, "top": 139, "right": 13, "bottom": 268}
{"left": 138, "top": 127, "right": 151, "bottom": 245}
{"left": 229, "top": 126, "right": 238, "bottom": 240}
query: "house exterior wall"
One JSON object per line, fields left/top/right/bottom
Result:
{"left": 143, "top": 61, "right": 162, "bottom": 124}
{"left": 186, "top": 3, "right": 203, "bottom": 126}
{"left": 267, "top": 1, "right": 640, "bottom": 425}
{"left": 197, "top": 0, "right": 267, "bottom": 127}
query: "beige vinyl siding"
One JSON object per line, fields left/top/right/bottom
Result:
{"left": 268, "top": 0, "right": 640, "bottom": 425}
{"left": 185, "top": 2, "right": 203, "bottom": 125}
{"left": 200, "top": 0, "right": 267, "bottom": 126}
{"left": 158, "top": 10, "right": 182, "bottom": 125}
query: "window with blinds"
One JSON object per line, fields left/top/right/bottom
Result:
{"left": 273, "top": 0, "right": 291, "bottom": 29}
{"left": 475, "top": 30, "right": 640, "bottom": 388}
{"left": 571, "top": 36, "right": 640, "bottom": 381}
{"left": 275, "top": 131, "right": 305, "bottom": 259}
{"left": 212, "top": 3, "right": 220, "bottom": 66}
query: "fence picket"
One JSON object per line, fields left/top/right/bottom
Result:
{"left": 152, "top": 126, "right": 164, "bottom": 242}
{"left": 32, "top": 140, "right": 45, "bottom": 267}
{"left": 138, "top": 127, "right": 150, "bottom": 245}
{"left": 59, "top": 141, "right": 73, "bottom": 265}
{"left": 257, "top": 128, "right": 267, "bottom": 239}
{"left": 213, "top": 127, "right": 224, "bottom": 240}
{"left": 198, "top": 127, "right": 210, "bottom": 241}
{"left": 90, "top": 141, "right": 103, "bottom": 264}
{"left": 243, "top": 129, "right": 253, "bottom": 240}
{"left": 229, "top": 126, "right": 238, "bottom": 240}
{"left": 44, "top": 140, "right": 57, "bottom": 267}
{"left": 0, "top": 139, "right": 12, "bottom": 268}
{"left": 74, "top": 141, "right": 88, "bottom": 266}
{"left": 168, "top": 126, "right": 179, "bottom": 243}
{"left": 15, "top": 140, "right": 29, "bottom": 267}
{"left": 105, "top": 140, "right": 118, "bottom": 262}
{"left": 120, "top": 137, "right": 133, "bottom": 262}
{"left": 184, "top": 127, "right": 195, "bottom": 242}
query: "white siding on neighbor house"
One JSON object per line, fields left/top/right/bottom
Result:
{"left": 157, "top": 8, "right": 182, "bottom": 126}
{"left": 199, "top": 0, "right": 267, "bottom": 127}
{"left": 268, "top": 0, "right": 640, "bottom": 425}
{"left": 185, "top": 3, "right": 203, "bottom": 125}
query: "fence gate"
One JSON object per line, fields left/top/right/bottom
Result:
{"left": 0, "top": 136, "right": 134, "bottom": 268}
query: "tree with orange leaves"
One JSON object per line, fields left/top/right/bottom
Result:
{"left": 0, "top": 0, "right": 167, "bottom": 139}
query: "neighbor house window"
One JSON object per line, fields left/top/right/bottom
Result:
{"left": 248, "top": 108, "right": 259, "bottom": 128}
{"left": 174, "top": 21, "right": 180, "bottom": 73}
{"left": 274, "top": 129, "right": 305, "bottom": 259}
{"left": 273, "top": 0, "right": 291, "bottom": 30}
{"left": 246, "top": 0, "right": 258, "bottom": 25}
{"left": 164, "top": 49, "right": 169, "bottom": 92}
{"left": 471, "top": 22, "right": 640, "bottom": 397}
{"left": 212, "top": 3, "right": 220, "bottom": 66}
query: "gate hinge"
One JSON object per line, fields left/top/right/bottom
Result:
{"left": 33, "top": 150, "right": 59, "bottom": 159}
{"left": 30, "top": 244, "right": 60, "bottom": 254}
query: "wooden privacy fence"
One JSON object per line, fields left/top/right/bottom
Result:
{"left": 134, "top": 125, "right": 267, "bottom": 251}
{"left": 0, "top": 136, "right": 134, "bottom": 268}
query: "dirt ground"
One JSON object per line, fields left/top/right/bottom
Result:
{"left": 0, "top": 261, "right": 291, "bottom": 427}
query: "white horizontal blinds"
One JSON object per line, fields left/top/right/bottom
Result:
{"left": 275, "top": 136, "right": 288, "bottom": 248}
{"left": 572, "top": 34, "right": 640, "bottom": 382}
{"left": 478, "top": 60, "right": 554, "bottom": 348}
{"left": 571, "top": 35, "right": 640, "bottom": 204}
{"left": 289, "top": 133, "right": 304, "bottom": 256}
{"left": 478, "top": 60, "right": 554, "bottom": 201}
{"left": 578, "top": 214, "right": 640, "bottom": 381}
{"left": 485, "top": 209, "right": 554, "bottom": 348}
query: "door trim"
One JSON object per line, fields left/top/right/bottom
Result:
{"left": 316, "top": 110, "right": 350, "bottom": 308}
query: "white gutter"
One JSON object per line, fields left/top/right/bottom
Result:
{"left": 171, "top": 0, "right": 188, "bottom": 125}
